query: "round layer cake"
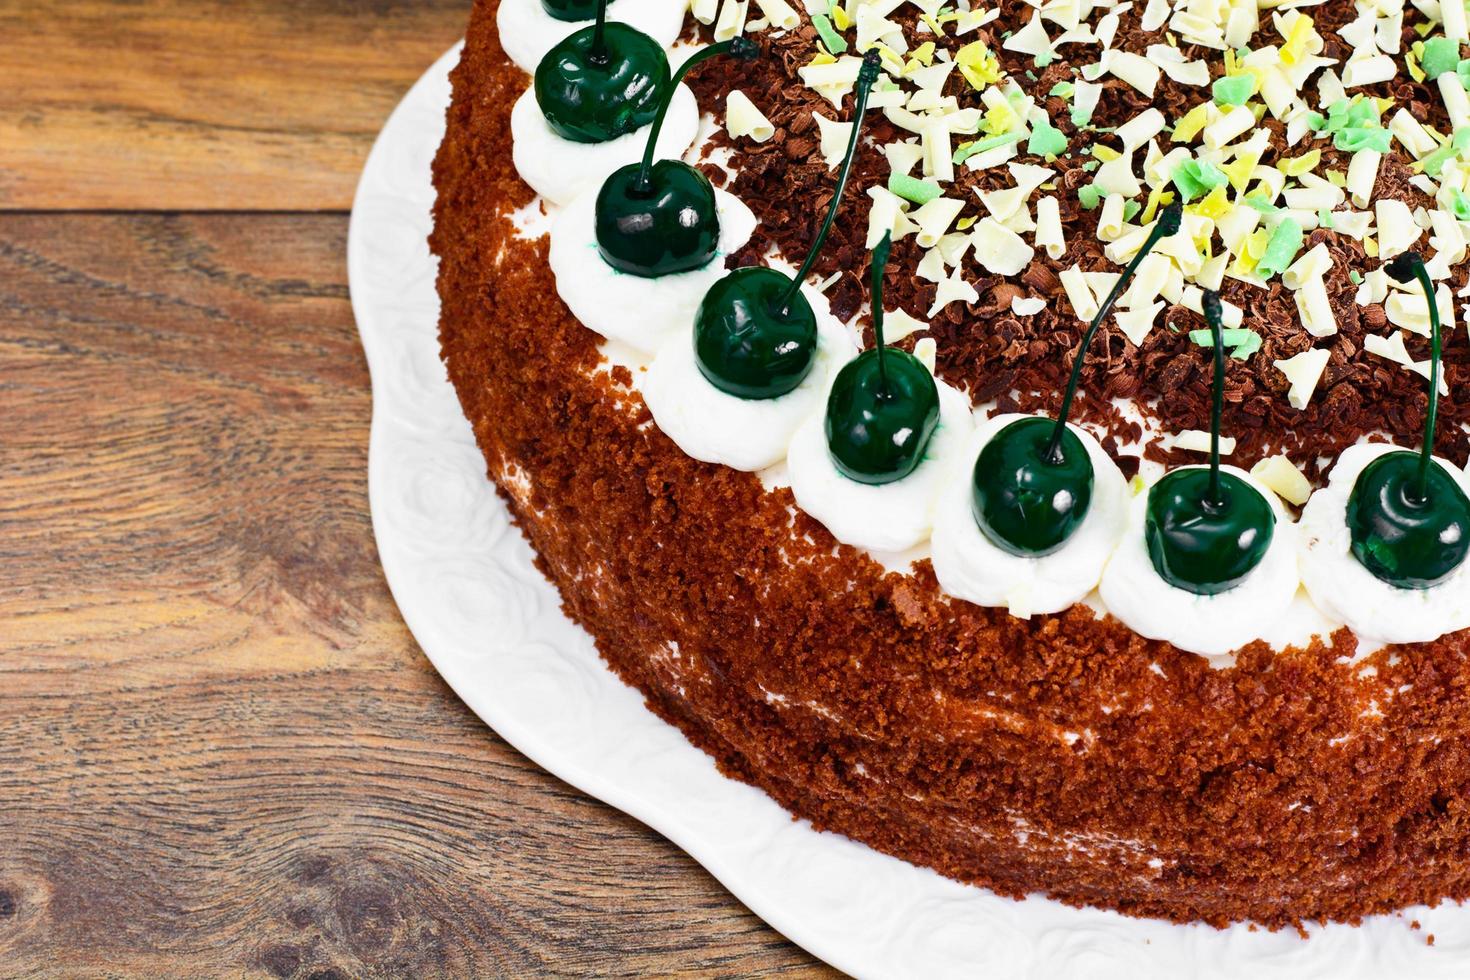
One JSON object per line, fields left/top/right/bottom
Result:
{"left": 433, "top": 0, "right": 1470, "bottom": 927}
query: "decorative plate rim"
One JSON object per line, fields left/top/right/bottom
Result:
{"left": 345, "top": 41, "right": 1470, "bottom": 980}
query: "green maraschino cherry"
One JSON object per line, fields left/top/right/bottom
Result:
{"left": 692, "top": 50, "right": 883, "bottom": 400}
{"left": 1144, "top": 289, "right": 1276, "bottom": 594}
{"left": 823, "top": 231, "right": 941, "bottom": 484}
{"left": 541, "top": 0, "right": 603, "bottom": 21}
{"left": 534, "top": 0, "right": 668, "bottom": 143}
{"left": 970, "top": 201, "right": 1184, "bottom": 556}
{"left": 1345, "top": 251, "right": 1470, "bottom": 589}
{"left": 595, "top": 37, "right": 760, "bottom": 277}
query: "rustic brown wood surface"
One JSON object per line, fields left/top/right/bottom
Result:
{"left": 0, "top": 2, "right": 839, "bottom": 975}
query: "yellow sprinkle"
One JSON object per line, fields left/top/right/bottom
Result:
{"left": 831, "top": 5, "right": 851, "bottom": 29}
{"left": 956, "top": 215, "right": 977, "bottom": 230}
{"left": 1190, "top": 185, "right": 1231, "bottom": 219}
{"left": 1279, "top": 149, "right": 1320, "bottom": 177}
{"left": 1326, "top": 169, "right": 1347, "bottom": 187}
{"left": 1407, "top": 51, "right": 1426, "bottom": 84}
{"left": 809, "top": 51, "right": 837, "bottom": 66}
{"left": 1365, "top": 236, "right": 1379, "bottom": 257}
{"left": 1092, "top": 143, "right": 1122, "bottom": 162}
{"left": 910, "top": 41, "right": 935, "bottom": 66}
{"left": 955, "top": 41, "right": 1003, "bottom": 89}
{"left": 1415, "top": 21, "right": 1434, "bottom": 36}
{"left": 1375, "top": 96, "right": 1394, "bottom": 113}
{"left": 1281, "top": 15, "right": 1315, "bottom": 66}
{"left": 1221, "top": 157, "right": 1256, "bottom": 193}
{"left": 1141, "top": 187, "right": 1176, "bottom": 224}
{"left": 921, "top": 12, "right": 946, "bottom": 36}
{"left": 982, "top": 101, "right": 1017, "bottom": 135}
{"left": 874, "top": 43, "right": 906, "bottom": 73}
{"left": 1173, "top": 103, "right": 1211, "bottom": 143}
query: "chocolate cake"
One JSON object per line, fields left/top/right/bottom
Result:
{"left": 432, "top": 0, "right": 1470, "bottom": 928}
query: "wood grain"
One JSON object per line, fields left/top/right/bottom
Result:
{"left": 0, "top": 0, "right": 469, "bottom": 211}
{"left": 0, "top": 214, "right": 838, "bottom": 976}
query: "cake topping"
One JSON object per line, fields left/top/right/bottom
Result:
{"left": 1144, "top": 290, "right": 1277, "bottom": 596}
{"left": 970, "top": 201, "right": 1181, "bottom": 557}
{"left": 824, "top": 231, "right": 941, "bottom": 484}
{"left": 595, "top": 37, "right": 760, "bottom": 276}
{"left": 1345, "top": 250, "right": 1470, "bottom": 589}
{"left": 533, "top": 0, "right": 668, "bottom": 143}
{"left": 694, "top": 51, "right": 883, "bottom": 400}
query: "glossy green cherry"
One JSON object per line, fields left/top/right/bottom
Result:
{"left": 694, "top": 267, "right": 818, "bottom": 398}
{"left": 541, "top": 0, "right": 603, "bottom": 21}
{"left": 693, "top": 51, "right": 882, "bottom": 400}
{"left": 597, "top": 160, "right": 719, "bottom": 275}
{"left": 1145, "top": 288, "right": 1275, "bottom": 594}
{"left": 825, "top": 231, "right": 940, "bottom": 484}
{"left": 595, "top": 37, "right": 760, "bottom": 277}
{"left": 1345, "top": 251, "right": 1470, "bottom": 589}
{"left": 533, "top": 8, "right": 667, "bottom": 144}
{"left": 1347, "top": 451, "right": 1470, "bottom": 588}
{"left": 1145, "top": 469, "right": 1276, "bottom": 594}
{"left": 968, "top": 201, "right": 1182, "bottom": 556}
{"left": 826, "top": 348, "right": 940, "bottom": 484}
{"left": 972, "top": 418, "right": 1094, "bottom": 557}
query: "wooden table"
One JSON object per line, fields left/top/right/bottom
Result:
{"left": 0, "top": 2, "right": 834, "bottom": 973}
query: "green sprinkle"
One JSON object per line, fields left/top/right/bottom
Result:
{"left": 1077, "top": 183, "right": 1103, "bottom": 209}
{"left": 1452, "top": 189, "right": 1470, "bottom": 220}
{"left": 951, "top": 130, "right": 1026, "bottom": 164}
{"left": 1048, "top": 81, "right": 1075, "bottom": 98}
{"left": 1170, "top": 159, "right": 1226, "bottom": 202}
{"left": 1027, "top": 118, "right": 1068, "bottom": 157}
{"left": 1245, "top": 193, "right": 1280, "bottom": 214}
{"left": 1188, "top": 327, "right": 1261, "bottom": 360}
{"left": 1318, "top": 208, "right": 1335, "bottom": 229}
{"left": 1459, "top": 57, "right": 1470, "bottom": 89}
{"left": 1080, "top": 159, "right": 1100, "bottom": 172}
{"left": 812, "top": 12, "right": 847, "bottom": 53}
{"left": 1070, "top": 105, "right": 1094, "bottom": 127}
{"left": 888, "top": 172, "right": 943, "bottom": 204}
{"left": 1212, "top": 74, "right": 1254, "bottom": 106}
{"left": 1423, "top": 37, "right": 1461, "bottom": 80}
{"left": 1305, "top": 111, "right": 1326, "bottom": 131}
{"left": 1334, "top": 126, "right": 1392, "bottom": 153}
{"left": 1123, "top": 200, "right": 1141, "bottom": 221}
{"left": 1034, "top": 52, "right": 1055, "bottom": 67}
{"left": 1255, "top": 218, "right": 1304, "bottom": 279}
{"left": 1349, "top": 270, "right": 1364, "bottom": 284}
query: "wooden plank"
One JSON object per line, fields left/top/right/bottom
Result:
{"left": 0, "top": 214, "right": 836, "bottom": 976}
{"left": 0, "top": 0, "right": 469, "bottom": 211}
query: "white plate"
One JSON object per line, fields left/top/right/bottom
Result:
{"left": 347, "top": 43, "right": 1470, "bottom": 979}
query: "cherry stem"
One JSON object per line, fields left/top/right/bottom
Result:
{"left": 772, "top": 50, "right": 882, "bottom": 318}
{"left": 1202, "top": 289, "right": 1226, "bottom": 508}
{"left": 635, "top": 37, "right": 758, "bottom": 194}
{"left": 1383, "top": 252, "right": 1442, "bottom": 503}
{"left": 589, "top": 0, "right": 610, "bottom": 66}
{"left": 1045, "top": 201, "right": 1183, "bottom": 464}
{"left": 872, "top": 231, "right": 892, "bottom": 394}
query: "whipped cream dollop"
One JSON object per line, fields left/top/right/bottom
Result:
{"left": 1099, "top": 465, "right": 1301, "bottom": 659}
{"left": 787, "top": 380, "right": 974, "bottom": 554}
{"left": 639, "top": 287, "right": 857, "bottom": 471}
{"left": 496, "top": 0, "right": 687, "bottom": 74}
{"left": 931, "top": 414, "right": 1128, "bottom": 618}
{"left": 1300, "top": 443, "right": 1470, "bottom": 645}
{"left": 549, "top": 187, "right": 758, "bottom": 354}
{"left": 510, "top": 86, "right": 699, "bottom": 206}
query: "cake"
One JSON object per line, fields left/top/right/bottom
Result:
{"left": 432, "top": 0, "right": 1470, "bottom": 929}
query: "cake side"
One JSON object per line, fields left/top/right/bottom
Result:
{"left": 433, "top": 0, "right": 1470, "bottom": 928}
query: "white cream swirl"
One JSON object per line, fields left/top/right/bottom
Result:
{"left": 787, "top": 380, "right": 974, "bottom": 554}
{"left": 1099, "top": 465, "right": 1301, "bottom": 659}
{"left": 639, "top": 288, "right": 857, "bottom": 471}
{"left": 1300, "top": 443, "right": 1470, "bottom": 645}
{"left": 931, "top": 414, "right": 1128, "bottom": 618}
{"left": 549, "top": 187, "right": 758, "bottom": 354}
{"left": 496, "top": 0, "right": 687, "bottom": 74}
{"left": 511, "top": 85, "right": 700, "bottom": 206}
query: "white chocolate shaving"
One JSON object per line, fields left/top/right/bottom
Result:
{"left": 725, "top": 91, "right": 775, "bottom": 143}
